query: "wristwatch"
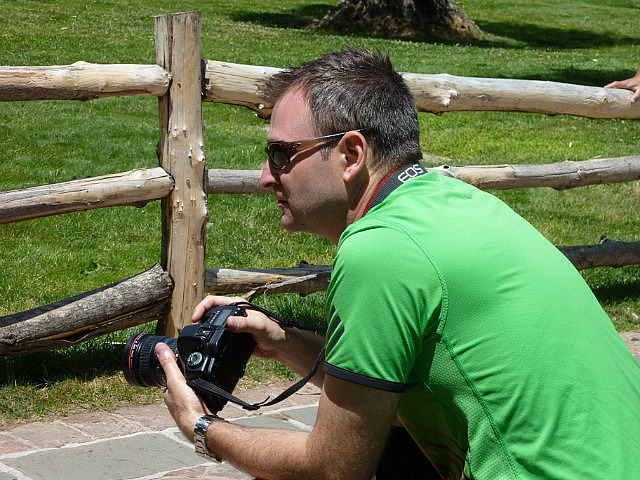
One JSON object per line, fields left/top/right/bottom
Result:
{"left": 194, "top": 414, "right": 222, "bottom": 462}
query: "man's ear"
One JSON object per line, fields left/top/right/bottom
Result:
{"left": 339, "top": 130, "right": 368, "bottom": 183}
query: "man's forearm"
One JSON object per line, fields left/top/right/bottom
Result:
{"left": 172, "top": 409, "right": 319, "bottom": 480}
{"left": 202, "top": 389, "right": 388, "bottom": 480}
{"left": 206, "top": 421, "right": 320, "bottom": 480}
{"left": 276, "top": 328, "right": 326, "bottom": 387}
{"left": 159, "top": 344, "right": 399, "bottom": 480}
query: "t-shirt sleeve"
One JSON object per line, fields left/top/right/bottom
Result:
{"left": 323, "top": 223, "right": 444, "bottom": 392}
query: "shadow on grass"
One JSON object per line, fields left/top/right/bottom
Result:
{"left": 477, "top": 20, "right": 639, "bottom": 49}
{"left": 230, "top": 4, "right": 330, "bottom": 30}
{"left": 0, "top": 325, "right": 153, "bottom": 386}
{"left": 0, "top": 342, "right": 121, "bottom": 386}
{"left": 230, "top": 5, "right": 639, "bottom": 51}
{"left": 590, "top": 276, "right": 640, "bottom": 306}
{"left": 504, "top": 67, "right": 637, "bottom": 88}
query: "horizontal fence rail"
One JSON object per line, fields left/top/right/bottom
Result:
{"left": 430, "top": 156, "right": 640, "bottom": 190}
{"left": 2, "top": 59, "right": 637, "bottom": 118}
{"left": 0, "top": 167, "right": 173, "bottom": 224}
{"left": 558, "top": 238, "right": 640, "bottom": 271}
{"left": 202, "top": 59, "right": 640, "bottom": 119}
{"left": 0, "top": 62, "right": 169, "bottom": 101}
{"left": 205, "top": 264, "right": 332, "bottom": 296}
{"left": 206, "top": 156, "right": 640, "bottom": 194}
{"left": 2, "top": 155, "right": 636, "bottom": 227}
{"left": 203, "top": 241, "right": 640, "bottom": 298}
{"left": 0, "top": 265, "right": 172, "bottom": 355}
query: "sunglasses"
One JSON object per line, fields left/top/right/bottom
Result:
{"left": 265, "top": 128, "right": 372, "bottom": 170}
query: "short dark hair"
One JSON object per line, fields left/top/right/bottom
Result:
{"left": 260, "top": 48, "right": 423, "bottom": 171}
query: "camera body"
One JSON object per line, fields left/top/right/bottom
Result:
{"left": 178, "top": 305, "right": 256, "bottom": 411}
{"left": 122, "top": 304, "right": 256, "bottom": 412}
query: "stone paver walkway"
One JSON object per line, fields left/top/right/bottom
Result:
{"left": 0, "top": 382, "right": 320, "bottom": 480}
{"left": 1, "top": 332, "right": 638, "bottom": 480}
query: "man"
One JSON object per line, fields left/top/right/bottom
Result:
{"left": 156, "top": 49, "right": 640, "bottom": 479}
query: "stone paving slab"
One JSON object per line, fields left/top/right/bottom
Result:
{"left": 156, "top": 463, "right": 253, "bottom": 479}
{"left": 0, "top": 412, "right": 317, "bottom": 480}
{"left": 2, "top": 432, "right": 202, "bottom": 480}
{"left": 0, "top": 382, "right": 321, "bottom": 480}
{"left": 280, "top": 406, "right": 317, "bottom": 427}
{"left": 619, "top": 331, "right": 640, "bottom": 362}
{"left": 215, "top": 382, "right": 322, "bottom": 419}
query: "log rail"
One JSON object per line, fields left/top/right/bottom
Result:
{"left": 206, "top": 156, "right": 640, "bottom": 194}
{"left": 3, "top": 238, "right": 638, "bottom": 354}
{"left": 3, "top": 59, "right": 640, "bottom": 121}
{"left": 0, "top": 265, "right": 172, "bottom": 355}
{"left": 201, "top": 59, "right": 640, "bottom": 119}
{"left": 0, "top": 167, "right": 173, "bottom": 224}
{"left": 2, "top": 156, "right": 638, "bottom": 225}
{"left": 0, "top": 62, "right": 169, "bottom": 101}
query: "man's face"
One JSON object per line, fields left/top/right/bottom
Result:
{"left": 260, "top": 88, "right": 347, "bottom": 243}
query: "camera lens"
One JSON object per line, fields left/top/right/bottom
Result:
{"left": 121, "top": 333, "right": 177, "bottom": 388}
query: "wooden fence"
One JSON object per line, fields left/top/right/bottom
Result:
{"left": 1, "top": 11, "right": 639, "bottom": 355}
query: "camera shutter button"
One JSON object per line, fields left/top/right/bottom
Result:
{"left": 187, "top": 351, "right": 204, "bottom": 368}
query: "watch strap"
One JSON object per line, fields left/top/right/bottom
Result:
{"left": 194, "top": 414, "right": 221, "bottom": 462}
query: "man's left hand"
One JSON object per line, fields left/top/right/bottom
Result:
{"left": 155, "top": 342, "right": 210, "bottom": 442}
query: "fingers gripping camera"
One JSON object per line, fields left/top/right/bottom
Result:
{"left": 122, "top": 305, "right": 256, "bottom": 413}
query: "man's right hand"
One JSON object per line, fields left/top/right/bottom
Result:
{"left": 191, "top": 295, "right": 288, "bottom": 361}
{"left": 192, "top": 295, "right": 326, "bottom": 382}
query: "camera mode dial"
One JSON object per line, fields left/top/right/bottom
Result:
{"left": 187, "top": 351, "right": 205, "bottom": 368}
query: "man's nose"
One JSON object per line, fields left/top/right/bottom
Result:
{"left": 260, "top": 159, "right": 279, "bottom": 189}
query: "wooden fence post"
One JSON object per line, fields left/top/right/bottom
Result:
{"left": 154, "top": 11, "right": 207, "bottom": 337}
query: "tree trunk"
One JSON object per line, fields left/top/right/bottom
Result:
{"left": 316, "top": 0, "right": 482, "bottom": 40}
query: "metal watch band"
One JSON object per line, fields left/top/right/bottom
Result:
{"left": 194, "top": 414, "right": 221, "bottom": 462}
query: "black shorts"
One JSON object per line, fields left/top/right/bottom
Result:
{"left": 375, "top": 427, "right": 441, "bottom": 480}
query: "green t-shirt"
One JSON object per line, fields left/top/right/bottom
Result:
{"left": 324, "top": 172, "right": 640, "bottom": 479}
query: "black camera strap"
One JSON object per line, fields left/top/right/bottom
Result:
{"left": 363, "top": 162, "right": 428, "bottom": 215}
{"left": 191, "top": 345, "right": 325, "bottom": 411}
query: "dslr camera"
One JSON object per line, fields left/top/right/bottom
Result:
{"left": 122, "top": 304, "right": 255, "bottom": 412}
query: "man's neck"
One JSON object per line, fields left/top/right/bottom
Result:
{"left": 345, "top": 167, "right": 389, "bottom": 228}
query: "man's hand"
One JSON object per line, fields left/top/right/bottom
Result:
{"left": 155, "top": 342, "right": 208, "bottom": 442}
{"left": 191, "top": 295, "right": 288, "bottom": 360}
{"left": 604, "top": 67, "right": 640, "bottom": 104}
{"left": 191, "top": 296, "right": 325, "bottom": 381}
{"left": 156, "top": 298, "right": 401, "bottom": 479}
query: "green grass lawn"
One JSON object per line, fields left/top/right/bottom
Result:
{"left": 1, "top": 0, "right": 639, "bottom": 423}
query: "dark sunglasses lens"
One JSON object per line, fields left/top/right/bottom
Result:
{"left": 266, "top": 144, "right": 289, "bottom": 168}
